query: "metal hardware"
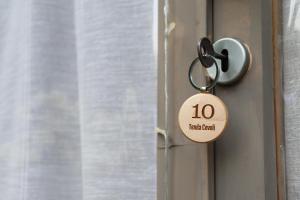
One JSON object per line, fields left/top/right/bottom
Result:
{"left": 197, "top": 37, "right": 228, "bottom": 70}
{"left": 207, "top": 38, "right": 250, "bottom": 85}
{"left": 188, "top": 55, "right": 220, "bottom": 92}
{"left": 196, "top": 37, "right": 250, "bottom": 85}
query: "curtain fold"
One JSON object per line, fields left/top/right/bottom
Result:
{"left": 0, "top": 1, "right": 156, "bottom": 200}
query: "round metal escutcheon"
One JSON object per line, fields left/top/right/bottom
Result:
{"left": 178, "top": 93, "right": 228, "bottom": 143}
{"left": 207, "top": 38, "right": 250, "bottom": 85}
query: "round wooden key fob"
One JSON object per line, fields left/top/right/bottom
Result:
{"left": 178, "top": 93, "right": 228, "bottom": 143}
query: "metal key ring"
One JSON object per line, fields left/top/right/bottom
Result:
{"left": 188, "top": 55, "right": 219, "bottom": 92}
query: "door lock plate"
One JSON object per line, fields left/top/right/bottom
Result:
{"left": 207, "top": 38, "right": 250, "bottom": 85}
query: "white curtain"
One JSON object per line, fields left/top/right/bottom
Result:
{"left": 0, "top": 0, "right": 156, "bottom": 200}
{"left": 283, "top": 0, "right": 300, "bottom": 199}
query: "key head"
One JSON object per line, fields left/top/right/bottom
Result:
{"left": 197, "top": 38, "right": 215, "bottom": 68}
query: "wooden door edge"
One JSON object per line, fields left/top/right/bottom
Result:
{"left": 272, "top": 0, "right": 287, "bottom": 199}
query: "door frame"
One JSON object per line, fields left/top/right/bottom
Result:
{"left": 156, "top": 0, "right": 286, "bottom": 199}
